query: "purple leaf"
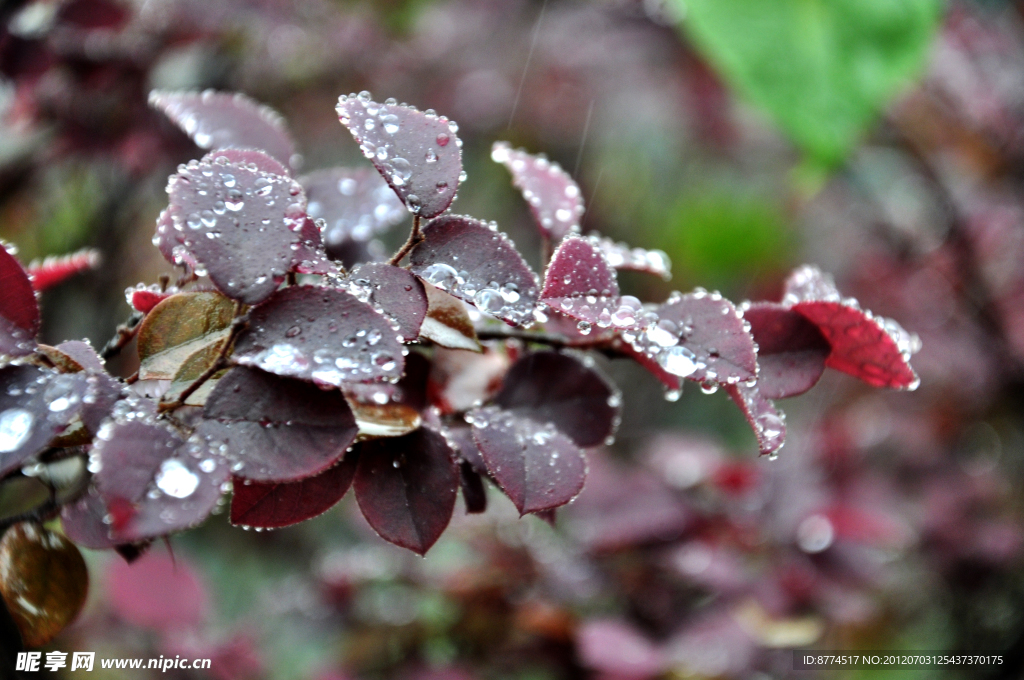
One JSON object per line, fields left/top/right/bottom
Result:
{"left": 153, "top": 208, "right": 198, "bottom": 270}
{"left": 229, "top": 455, "right": 358, "bottom": 529}
{"left": 353, "top": 428, "right": 459, "bottom": 555}
{"left": 458, "top": 462, "right": 487, "bottom": 514}
{"left": 653, "top": 291, "right": 757, "bottom": 385}
{"left": 591, "top": 236, "right": 672, "bottom": 280}
{"left": 346, "top": 263, "right": 427, "bottom": 342}
{"left": 166, "top": 150, "right": 306, "bottom": 305}
{"left": 491, "top": 142, "right": 584, "bottom": 243}
{"left": 299, "top": 167, "right": 406, "bottom": 263}
{"left": 0, "top": 366, "right": 88, "bottom": 475}
{"left": 203, "top": 147, "right": 291, "bottom": 176}
{"left": 232, "top": 285, "right": 405, "bottom": 387}
{"left": 493, "top": 351, "right": 620, "bottom": 447}
{"left": 0, "top": 244, "right": 39, "bottom": 357}
{"left": 53, "top": 340, "right": 105, "bottom": 373}
{"left": 336, "top": 93, "right": 463, "bottom": 218}
{"left": 92, "top": 410, "right": 228, "bottom": 542}
{"left": 470, "top": 406, "right": 586, "bottom": 515}
{"left": 724, "top": 383, "right": 786, "bottom": 456}
{"left": 291, "top": 217, "right": 337, "bottom": 276}
{"left": 196, "top": 367, "right": 358, "bottom": 482}
{"left": 61, "top": 487, "right": 118, "bottom": 550}
{"left": 409, "top": 215, "right": 539, "bottom": 327}
{"left": 743, "top": 302, "right": 829, "bottom": 399}
{"left": 540, "top": 236, "right": 625, "bottom": 332}
{"left": 149, "top": 90, "right": 297, "bottom": 168}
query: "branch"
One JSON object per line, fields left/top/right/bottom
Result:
{"left": 100, "top": 311, "right": 145, "bottom": 360}
{"left": 390, "top": 214, "right": 423, "bottom": 265}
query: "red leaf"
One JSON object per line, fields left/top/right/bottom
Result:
{"left": 61, "top": 487, "right": 118, "bottom": 550}
{"left": 336, "top": 93, "right": 463, "bottom": 218}
{"left": 106, "top": 549, "right": 208, "bottom": 631}
{"left": 540, "top": 236, "right": 626, "bottom": 332}
{"left": 0, "top": 244, "right": 39, "bottom": 357}
{"left": 26, "top": 248, "right": 100, "bottom": 291}
{"left": 470, "top": 406, "right": 586, "bottom": 515}
{"left": 229, "top": 455, "right": 358, "bottom": 529}
{"left": 166, "top": 149, "right": 306, "bottom": 304}
{"left": 232, "top": 285, "right": 405, "bottom": 387}
{"left": 353, "top": 428, "right": 458, "bottom": 555}
{"left": 197, "top": 367, "right": 358, "bottom": 482}
{"left": 300, "top": 166, "right": 405, "bottom": 264}
{"left": 129, "top": 287, "right": 174, "bottom": 314}
{"left": 409, "top": 215, "right": 539, "bottom": 327}
{"left": 492, "top": 142, "right": 584, "bottom": 243}
{"left": 346, "top": 263, "right": 427, "bottom": 342}
{"left": 149, "top": 90, "right": 297, "bottom": 169}
{"left": 204, "top": 147, "right": 291, "bottom": 176}
{"left": 493, "top": 351, "right": 619, "bottom": 448}
{"left": 723, "top": 383, "right": 786, "bottom": 456}
{"left": 742, "top": 302, "right": 829, "bottom": 399}
{"left": 0, "top": 366, "right": 89, "bottom": 475}
{"left": 781, "top": 265, "right": 920, "bottom": 389}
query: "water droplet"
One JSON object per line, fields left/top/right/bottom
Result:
{"left": 0, "top": 409, "right": 34, "bottom": 453}
{"left": 155, "top": 459, "right": 200, "bottom": 499}
{"left": 436, "top": 133, "right": 450, "bottom": 147}
{"left": 659, "top": 346, "right": 699, "bottom": 377}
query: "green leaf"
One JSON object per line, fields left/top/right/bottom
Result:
{"left": 676, "top": 0, "right": 943, "bottom": 164}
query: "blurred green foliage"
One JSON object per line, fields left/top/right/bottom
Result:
{"left": 676, "top": 0, "right": 944, "bottom": 165}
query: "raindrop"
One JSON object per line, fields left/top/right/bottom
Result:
{"left": 659, "top": 346, "right": 699, "bottom": 377}
{"left": 155, "top": 459, "right": 200, "bottom": 499}
{"left": 0, "top": 409, "right": 34, "bottom": 453}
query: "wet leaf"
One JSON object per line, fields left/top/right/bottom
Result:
{"left": 229, "top": 455, "right": 358, "bottom": 529}
{"left": 349, "top": 401, "right": 422, "bottom": 439}
{"left": 410, "top": 215, "right": 539, "bottom": 326}
{"left": 458, "top": 461, "right": 487, "bottom": 514}
{"left": 26, "top": 248, "right": 100, "bottom": 292}
{"left": 233, "top": 285, "right": 405, "bottom": 387}
{"left": 153, "top": 207, "right": 196, "bottom": 269}
{"left": 197, "top": 367, "right": 358, "bottom": 482}
{"left": 61, "top": 487, "right": 118, "bottom": 550}
{"left": 470, "top": 406, "right": 586, "bottom": 515}
{"left": 0, "top": 244, "right": 38, "bottom": 358}
{"left": 291, "top": 217, "right": 337, "bottom": 276}
{"left": 494, "top": 351, "right": 619, "bottom": 447}
{"left": 724, "top": 382, "right": 786, "bottom": 456}
{"left": 492, "top": 142, "right": 584, "bottom": 243}
{"left": 105, "top": 549, "right": 208, "bottom": 631}
{"left": 149, "top": 89, "right": 297, "bottom": 168}
{"left": 0, "top": 366, "right": 88, "bottom": 476}
{"left": 784, "top": 266, "right": 920, "bottom": 389}
{"left": 336, "top": 93, "right": 463, "bottom": 218}
{"left": 137, "top": 291, "right": 235, "bottom": 380}
{"left": 655, "top": 291, "right": 758, "bottom": 384}
{"left": 743, "top": 302, "right": 829, "bottom": 399}
{"left": 353, "top": 428, "right": 458, "bottom": 555}
{"left": 299, "top": 167, "right": 406, "bottom": 263}
{"left": 0, "top": 523, "right": 88, "bottom": 648}
{"left": 346, "top": 263, "right": 427, "bottom": 342}
{"left": 419, "top": 283, "right": 481, "bottom": 351}
{"left": 166, "top": 150, "right": 306, "bottom": 304}
{"left": 92, "top": 405, "right": 228, "bottom": 541}
{"left": 541, "top": 236, "right": 624, "bottom": 331}
{"left": 51, "top": 340, "right": 105, "bottom": 373}
{"left": 591, "top": 236, "right": 672, "bottom": 280}
{"left": 203, "top": 147, "right": 291, "bottom": 176}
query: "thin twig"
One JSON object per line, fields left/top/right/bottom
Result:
{"left": 476, "top": 327, "right": 571, "bottom": 347}
{"left": 100, "top": 311, "right": 144, "bottom": 360}
{"left": 390, "top": 214, "right": 423, "bottom": 265}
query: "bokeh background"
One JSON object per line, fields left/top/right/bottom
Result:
{"left": 2, "top": 0, "right": 1024, "bottom": 678}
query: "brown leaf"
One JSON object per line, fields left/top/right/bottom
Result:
{"left": 0, "top": 523, "right": 88, "bottom": 647}
{"left": 137, "top": 292, "right": 235, "bottom": 380}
